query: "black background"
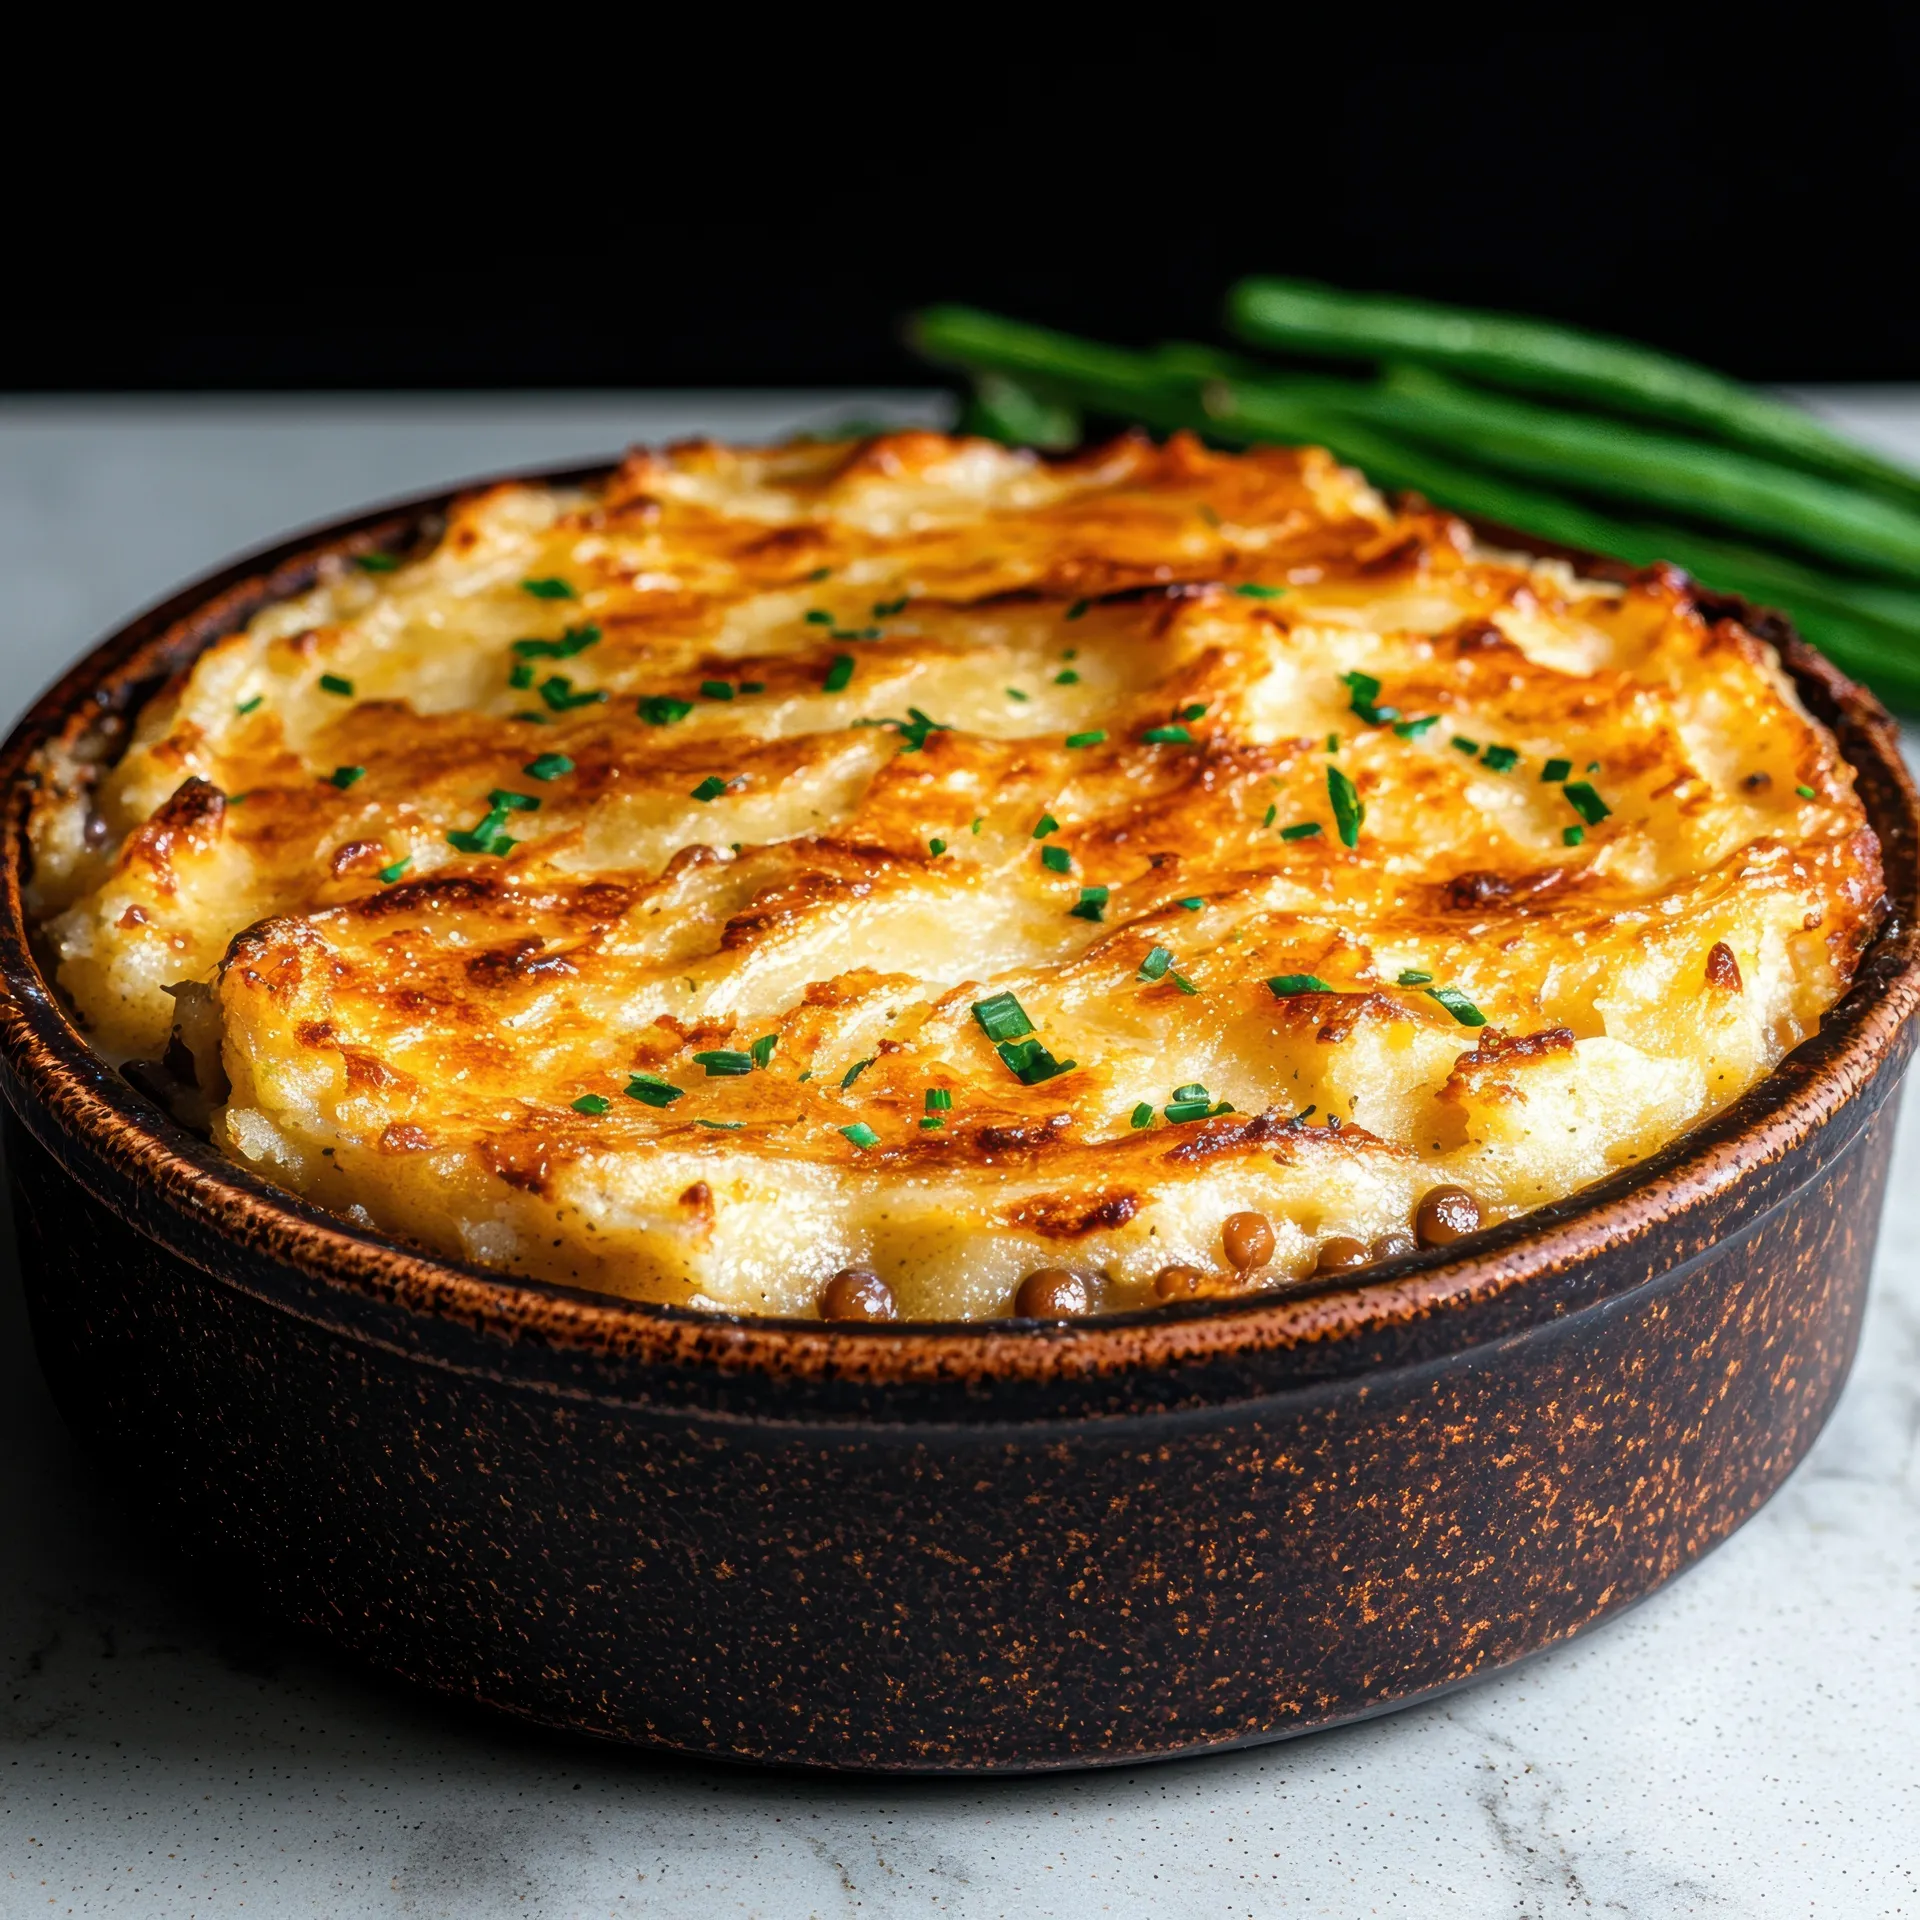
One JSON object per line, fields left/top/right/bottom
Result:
{"left": 6, "top": 17, "right": 1915, "bottom": 392}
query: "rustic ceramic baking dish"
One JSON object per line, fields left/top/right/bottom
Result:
{"left": 4, "top": 467, "right": 1916, "bottom": 1775}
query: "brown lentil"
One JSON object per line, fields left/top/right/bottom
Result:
{"left": 1312, "top": 1235, "right": 1372, "bottom": 1274}
{"left": 818, "top": 1267, "right": 899, "bottom": 1322}
{"left": 1221, "top": 1210, "right": 1276, "bottom": 1272}
{"left": 1371, "top": 1230, "right": 1419, "bottom": 1261}
{"left": 1415, "top": 1184, "right": 1483, "bottom": 1247}
{"left": 1152, "top": 1263, "right": 1210, "bottom": 1301}
{"left": 1015, "top": 1268, "right": 1090, "bottom": 1317}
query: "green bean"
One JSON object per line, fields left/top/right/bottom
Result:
{"left": 1228, "top": 277, "right": 1920, "bottom": 510}
{"left": 962, "top": 372, "right": 1082, "bottom": 449}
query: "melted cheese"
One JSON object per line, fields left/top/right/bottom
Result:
{"left": 29, "top": 431, "right": 1883, "bottom": 1318}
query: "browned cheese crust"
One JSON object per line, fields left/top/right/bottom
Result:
{"left": 27, "top": 432, "right": 1884, "bottom": 1317}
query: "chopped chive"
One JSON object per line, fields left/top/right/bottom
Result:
{"left": 319, "top": 673, "right": 354, "bottom": 697}
{"left": 639, "top": 696, "right": 694, "bottom": 725}
{"left": 1427, "top": 985, "right": 1488, "bottom": 1027}
{"left": 378, "top": 857, "right": 411, "bottom": 883}
{"left": 1164, "top": 1098, "right": 1214, "bottom": 1124}
{"left": 1142, "top": 724, "right": 1193, "bottom": 744}
{"left": 1342, "top": 670, "right": 1399, "bottom": 726}
{"left": 1130, "top": 1102, "right": 1155, "bottom": 1128}
{"left": 1006, "top": 687, "right": 1030, "bottom": 702}
{"left": 1280, "top": 821, "right": 1321, "bottom": 841}
{"left": 509, "top": 662, "right": 536, "bottom": 689}
{"left": 690, "top": 776, "right": 729, "bottom": 801}
{"left": 1064, "top": 729, "right": 1107, "bottom": 749}
{"left": 1795, "top": 783, "right": 1817, "bottom": 800}
{"left": 804, "top": 609, "right": 834, "bottom": 626}
{"left": 971, "top": 817, "right": 984, "bottom": 833}
{"left": 700, "top": 680, "right": 735, "bottom": 701}
{"left": 1197, "top": 504, "right": 1222, "bottom": 527}
{"left": 1171, "top": 972, "right": 1199, "bottom": 995}
{"left": 872, "top": 596, "right": 909, "bottom": 617}
{"left": 625, "top": 1072, "right": 683, "bottom": 1107}
{"left": 1563, "top": 825, "right": 1586, "bottom": 846}
{"left": 740, "top": 682, "right": 765, "bottom": 695}
{"left": 798, "top": 1071, "right": 812, "bottom": 1083}
{"left": 1396, "top": 968, "right": 1434, "bottom": 986}
{"left": 1267, "top": 973, "right": 1334, "bottom": 996}
{"left": 920, "top": 1116, "right": 945, "bottom": 1130}
{"left": 1065, "top": 599, "right": 1090, "bottom": 620}
{"left": 1326, "top": 733, "right": 1340, "bottom": 753}
{"left": 1234, "top": 582, "right": 1285, "bottom": 598}
{"left": 1393, "top": 715, "right": 1439, "bottom": 738}
{"left": 996, "top": 1037, "right": 1076, "bottom": 1084}
{"left": 1054, "top": 668, "right": 1080, "bottom": 686}
{"left": 841, "top": 1057, "right": 875, "bottom": 1088}
{"left": 693, "top": 1049, "right": 754, "bottom": 1076}
{"left": 1178, "top": 897, "right": 1203, "bottom": 911}
{"left": 1069, "top": 885, "right": 1109, "bottom": 922}
{"left": 329, "top": 765, "right": 364, "bottom": 789}
{"left": 571, "top": 1094, "right": 611, "bottom": 1115}
{"left": 749, "top": 1035, "right": 778, "bottom": 1070}
{"left": 697, "top": 1119, "right": 744, "bottom": 1130}
{"left": 889, "top": 708, "right": 951, "bottom": 752}
{"left": 512, "top": 625, "right": 600, "bottom": 659}
{"left": 236, "top": 694, "right": 264, "bottom": 715}
{"left": 925, "top": 1088, "right": 953, "bottom": 1113}
{"left": 524, "top": 753, "right": 574, "bottom": 780}
{"left": 1327, "top": 765, "right": 1364, "bottom": 848}
{"left": 807, "top": 567, "right": 833, "bottom": 582}
{"left": 1563, "top": 781, "right": 1612, "bottom": 824}
{"left": 488, "top": 789, "right": 540, "bottom": 812}
{"left": 831, "top": 627, "right": 882, "bottom": 642}
{"left": 840, "top": 1122, "right": 881, "bottom": 1149}
{"left": 514, "top": 712, "right": 552, "bottom": 725}
{"left": 521, "top": 577, "right": 575, "bottom": 599}
{"left": 1172, "top": 1083, "right": 1208, "bottom": 1101}
{"left": 1138, "top": 945, "right": 1173, "bottom": 982}
{"left": 971, "top": 993, "right": 1035, "bottom": 1044}
{"left": 1062, "top": 648, "right": 1078, "bottom": 660}
{"left": 1451, "top": 735, "right": 1480, "bottom": 755}
{"left": 1041, "top": 844, "right": 1072, "bottom": 874}
{"left": 1032, "top": 813, "right": 1060, "bottom": 839}
{"left": 1481, "top": 744, "right": 1521, "bottom": 772}
{"left": 1179, "top": 703, "right": 1208, "bottom": 721}
{"left": 353, "top": 552, "right": 399, "bottom": 572}
{"left": 1541, "top": 757, "right": 1573, "bottom": 783}
{"left": 929, "top": 837, "right": 947, "bottom": 857}
{"left": 822, "top": 653, "right": 856, "bottom": 693}
{"left": 1587, "top": 761, "right": 1601, "bottom": 772}
{"left": 1261, "top": 804, "right": 1277, "bottom": 828}
{"left": 540, "top": 675, "right": 605, "bottom": 712}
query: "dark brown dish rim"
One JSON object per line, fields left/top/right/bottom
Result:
{"left": 3, "top": 460, "right": 1917, "bottom": 1393}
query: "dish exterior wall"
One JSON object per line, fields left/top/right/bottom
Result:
{"left": 5, "top": 1071, "right": 1897, "bottom": 1771}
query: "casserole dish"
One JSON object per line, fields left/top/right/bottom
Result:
{"left": 4, "top": 462, "right": 1916, "bottom": 1773}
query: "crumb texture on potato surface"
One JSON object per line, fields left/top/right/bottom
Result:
{"left": 28, "top": 430, "right": 1884, "bottom": 1318}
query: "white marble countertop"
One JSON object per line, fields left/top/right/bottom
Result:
{"left": 2, "top": 393, "right": 1916, "bottom": 1918}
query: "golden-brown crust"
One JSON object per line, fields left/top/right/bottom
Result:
{"left": 28, "top": 430, "right": 1883, "bottom": 1318}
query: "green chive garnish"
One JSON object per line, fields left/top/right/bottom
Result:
{"left": 319, "top": 673, "right": 354, "bottom": 697}
{"left": 698, "top": 1119, "right": 744, "bottom": 1130}
{"left": 1393, "top": 715, "right": 1439, "bottom": 738}
{"left": 1326, "top": 733, "right": 1340, "bottom": 753}
{"left": 693, "top": 1049, "right": 754, "bottom": 1076}
{"left": 807, "top": 567, "right": 832, "bottom": 582}
{"left": 329, "top": 765, "right": 364, "bottom": 789}
{"left": 804, "top": 609, "right": 834, "bottom": 626}
{"left": 928, "top": 838, "right": 947, "bottom": 857}
{"left": 1541, "top": 757, "right": 1572, "bottom": 783}
{"left": 1234, "top": 583, "right": 1285, "bottom": 598}
{"left": 354, "top": 552, "right": 399, "bottom": 572}
{"left": 1054, "top": 669, "right": 1080, "bottom": 686}
{"left": 1069, "top": 885, "right": 1109, "bottom": 922}
{"left": 1261, "top": 804, "right": 1277, "bottom": 828}
{"left": 1795, "top": 783, "right": 1817, "bottom": 800}
{"left": 539, "top": 675, "right": 605, "bottom": 712}
{"left": 1006, "top": 687, "right": 1030, "bottom": 702}
{"left": 925, "top": 1088, "right": 952, "bottom": 1113}
{"left": 1141, "top": 724, "right": 1192, "bottom": 744}
{"left": 1041, "top": 844, "right": 1071, "bottom": 874}
{"left": 1342, "top": 670, "right": 1398, "bottom": 726}
{"left": 691, "top": 776, "right": 729, "bottom": 801}
{"left": 571, "top": 1094, "right": 611, "bottom": 1115}
{"left": 1280, "top": 822, "right": 1321, "bottom": 841}
{"left": 1427, "top": 986, "right": 1488, "bottom": 1027}
{"left": 872, "top": 596, "right": 908, "bottom": 617}
{"left": 700, "top": 680, "right": 735, "bottom": 701}
{"left": 488, "top": 790, "right": 539, "bottom": 812}
{"left": 521, "top": 577, "right": 575, "bottom": 599}
{"left": 639, "top": 696, "right": 694, "bottom": 725}
{"left": 1563, "top": 825, "right": 1586, "bottom": 846}
{"left": 236, "top": 695, "right": 264, "bottom": 715}
{"left": 1064, "top": 729, "right": 1106, "bottom": 749}
{"left": 996, "top": 1038, "right": 1076, "bottom": 1085}
{"left": 749, "top": 1035, "right": 778, "bottom": 1069}
{"left": 840, "top": 1122, "right": 880, "bottom": 1149}
{"left": 1065, "top": 599, "right": 1090, "bottom": 621}
{"left": 1130, "top": 1102, "right": 1155, "bottom": 1128}
{"left": 1563, "top": 781, "right": 1611, "bottom": 824}
{"left": 509, "top": 663, "right": 536, "bottom": 689}
{"left": 1179, "top": 703, "right": 1208, "bottom": 721}
{"left": 1178, "top": 897, "right": 1203, "bottom": 911}
{"left": 841, "top": 1057, "right": 875, "bottom": 1088}
{"left": 1481, "top": 744, "right": 1520, "bottom": 772}
{"left": 524, "top": 753, "right": 574, "bottom": 780}
{"left": 1267, "top": 974, "right": 1334, "bottom": 996}
{"left": 626, "top": 1072, "right": 683, "bottom": 1107}
{"left": 971, "top": 993, "right": 1035, "bottom": 1044}
{"left": 1396, "top": 968, "right": 1433, "bottom": 985}
{"left": 1327, "top": 765, "right": 1364, "bottom": 848}
{"left": 378, "top": 858, "right": 411, "bottom": 883}
{"left": 1138, "top": 945, "right": 1172, "bottom": 982}
{"left": 822, "top": 654, "right": 856, "bottom": 693}
{"left": 1032, "top": 813, "right": 1060, "bottom": 839}
{"left": 512, "top": 625, "right": 600, "bottom": 659}
{"left": 1451, "top": 735, "right": 1479, "bottom": 755}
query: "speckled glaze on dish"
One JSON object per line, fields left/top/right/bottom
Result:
{"left": 3, "top": 470, "right": 1916, "bottom": 1774}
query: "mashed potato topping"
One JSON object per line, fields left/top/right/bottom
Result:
{"left": 27, "top": 432, "right": 1883, "bottom": 1318}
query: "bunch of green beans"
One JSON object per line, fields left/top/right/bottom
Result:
{"left": 910, "top": 289, "right": 1920, "bottom": 714}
